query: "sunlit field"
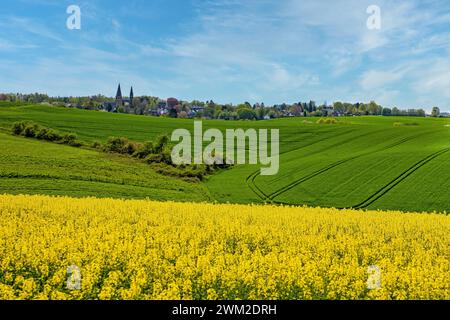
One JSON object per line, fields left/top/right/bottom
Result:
{"left": 0, "top": 194, "right": 448, "bottom": 300}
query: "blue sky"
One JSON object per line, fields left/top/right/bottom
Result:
{"left": 1, "top": 0, "right": 450, "bottom": 112}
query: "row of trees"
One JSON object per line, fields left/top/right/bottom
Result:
{"left": 0, "top": 92, "right": 445, "bottom": 119}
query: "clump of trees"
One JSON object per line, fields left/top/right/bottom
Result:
{"left": 382, "top": 107, "right": 426, "bottom": 117}
{"left": 102, "top": 136, "right": 172, "bottom": 164}
{"left": 431, "top": 107, "right": 440, "bottom": 117}
{"left": 101, "top": 135, "right": 230, "bottom": 181}
{"left": 12, "top": 121, "right": 82, "bottom": 147}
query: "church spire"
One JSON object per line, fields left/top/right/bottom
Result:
{"left": 115, "top": 83, "right": 123, "bottom": 107}
{"left": 116, "top": 83, "right": 122, "bottom": 99}
{"left": 130, "top": 86, "right": 134, "bottom": 106}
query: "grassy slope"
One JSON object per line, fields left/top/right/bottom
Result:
{"left": 206, "top": 117, "right": 450, "bottom": 212}
{"left": 0, "top": 104, "right": 449, "bottom": 211}
{"left": 0, "top": 132, "right": 211, "bottom": 201}
{"left": 275, "top": 130, "right": 448, "bottom": 209}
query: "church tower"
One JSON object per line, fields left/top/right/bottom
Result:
{"left": 130, "top": 86, "right": 134, "bottom": 106}
{"left": 115, "top": 84, "right": 123, "bottom": 107}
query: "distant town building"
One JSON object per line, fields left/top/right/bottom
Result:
{"left": 321, "top": 105, "right": 334, "bottom": 116}
{"left": 115, "top": 83, "right": 123, "bottom": 108}
{"left": 166, "top": 97, "right": 179, "bottom": 117}
{"left": 102, "top": 84, "right": 134, "bottom": 112}
{"left": 167, "top": 97, "right": 179, "bottom": 109}
{"left": 155, "top": 101, "right": 168, "bottom": 116}
{"left": 129, "top": 86, "right": 134, "bottom": 106}
{"left": 191, "top": 106, "right": 204, "bottom": 113}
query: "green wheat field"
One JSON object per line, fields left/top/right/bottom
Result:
{"left": 0, "top": 103, "right": 449, "bottom": 212}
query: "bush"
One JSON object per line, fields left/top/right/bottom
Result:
{"left": 35, "top": 127, "right": 50, "bottom": 140}
{"left": 393, "top": 122, "right": 419, "bottom": 127}
{"left": 153, "top": 135, "right": 170, "bottom": 154}
{"left": 102, "top": 135, "right": 170, "bottom": 161}
{"left": 101, "top": 134, "right": 228, "bottom": 181}
{"left": 104, "top": 137, "right": 125, "bottom": 153}
{"left": 11, "top": 121, "right": 81, "bottom": 147}
{"left": 12, "top": 121, "right": 28, "bottom": 135}
{"left": 44, "top": 129, "right": 61, "bottom": 142}
{"left": 317, "top": 118, "right": 337, "bottom": 124}
{"left": 91, "top": 141, "right": 102, "bottom": 149}
{"left": 133, "top": 141, "right": 154, "bottom": 159}
{"left": 125, "top": 142, "right": 139, "bottom": 155}
{"left": 23, "top": 123, "right": 40, "bottom": 137}
{"left": 93, "top": 132, "right": 232, "bottom": 182}
{"left": 103, "top": 137, "right": 139, "bottom": 155}
{"left": 62, "top": 133, "right": 82, "bottom": 147}
{"left": 145, "top": 148, "right": 172, "bottom": 165}
{"left": 61, "top": 133, "right": 77, "bottom": 144}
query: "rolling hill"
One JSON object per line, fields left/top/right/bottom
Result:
{"left": 0, "top": 104, "right": 448, "bottom": 212}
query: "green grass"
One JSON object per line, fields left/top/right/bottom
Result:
{"left": 0, "top": 132, "right": 211, "bottom": 201}
{"left": 0, "top": 104, "right": 449, "bottom": 212}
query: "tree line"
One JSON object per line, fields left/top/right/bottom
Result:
{"left": 0, "top": 92, "right": 443, "bottom": 119}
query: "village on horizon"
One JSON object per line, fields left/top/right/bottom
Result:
{"left": 1, "top": 83, "right": 449, "bottom": 119}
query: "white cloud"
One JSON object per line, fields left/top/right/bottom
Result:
{"left": 360, "top": 69, "right": 405, "bottom": 91}
{"left": 412, "top": 60, "right": 450, "bottom": 98}
{"left": 0, "top": 38, "right": 37, "bottom": 50}
{"left": 4, "top": 16, "right": 63, "bottom": 42}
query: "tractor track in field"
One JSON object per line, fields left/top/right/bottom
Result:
{"left": 249, "top": 131, "right": 432, "bottom": 203}
{"left": 245, "top": 128, "right": 358, "bottom": 201}
{"left": 265, "top": 128, "right": 357, "bottom": 161}
{"left": 267, "top": 132, "right": 430, "bottom": 201}
{"left": 246, "top": 128, "right": 392, "bottom": 201}
{"left": 350, "top": 146, "right": 450, "bottom": 209}
{"left": 246, "top": 170, "right": 268, "bottom": 200}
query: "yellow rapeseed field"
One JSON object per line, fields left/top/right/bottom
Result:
{"left": 0, "top": 194, "right": 448, "bottom": 300}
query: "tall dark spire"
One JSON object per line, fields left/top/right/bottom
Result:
{"left": 115, "top": 84, "right": 123, "bottom": 107}
{"left": 116, "top": 84, "right": 122, "bottom": 99}
{"left": 130, "top": 86, "right": 134, "bottom": 106}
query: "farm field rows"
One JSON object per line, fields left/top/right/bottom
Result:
{"left": 0, "top": 194, "right": 448, "bottom": 300}
{"left": 0, "top": 104, "right": 449, "bottom": 212}
{"left": 0, "top": 132, "right": 211, "bottom": 201}
{"left": 271, "top": 131, "right": 448, "bottom": 209}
